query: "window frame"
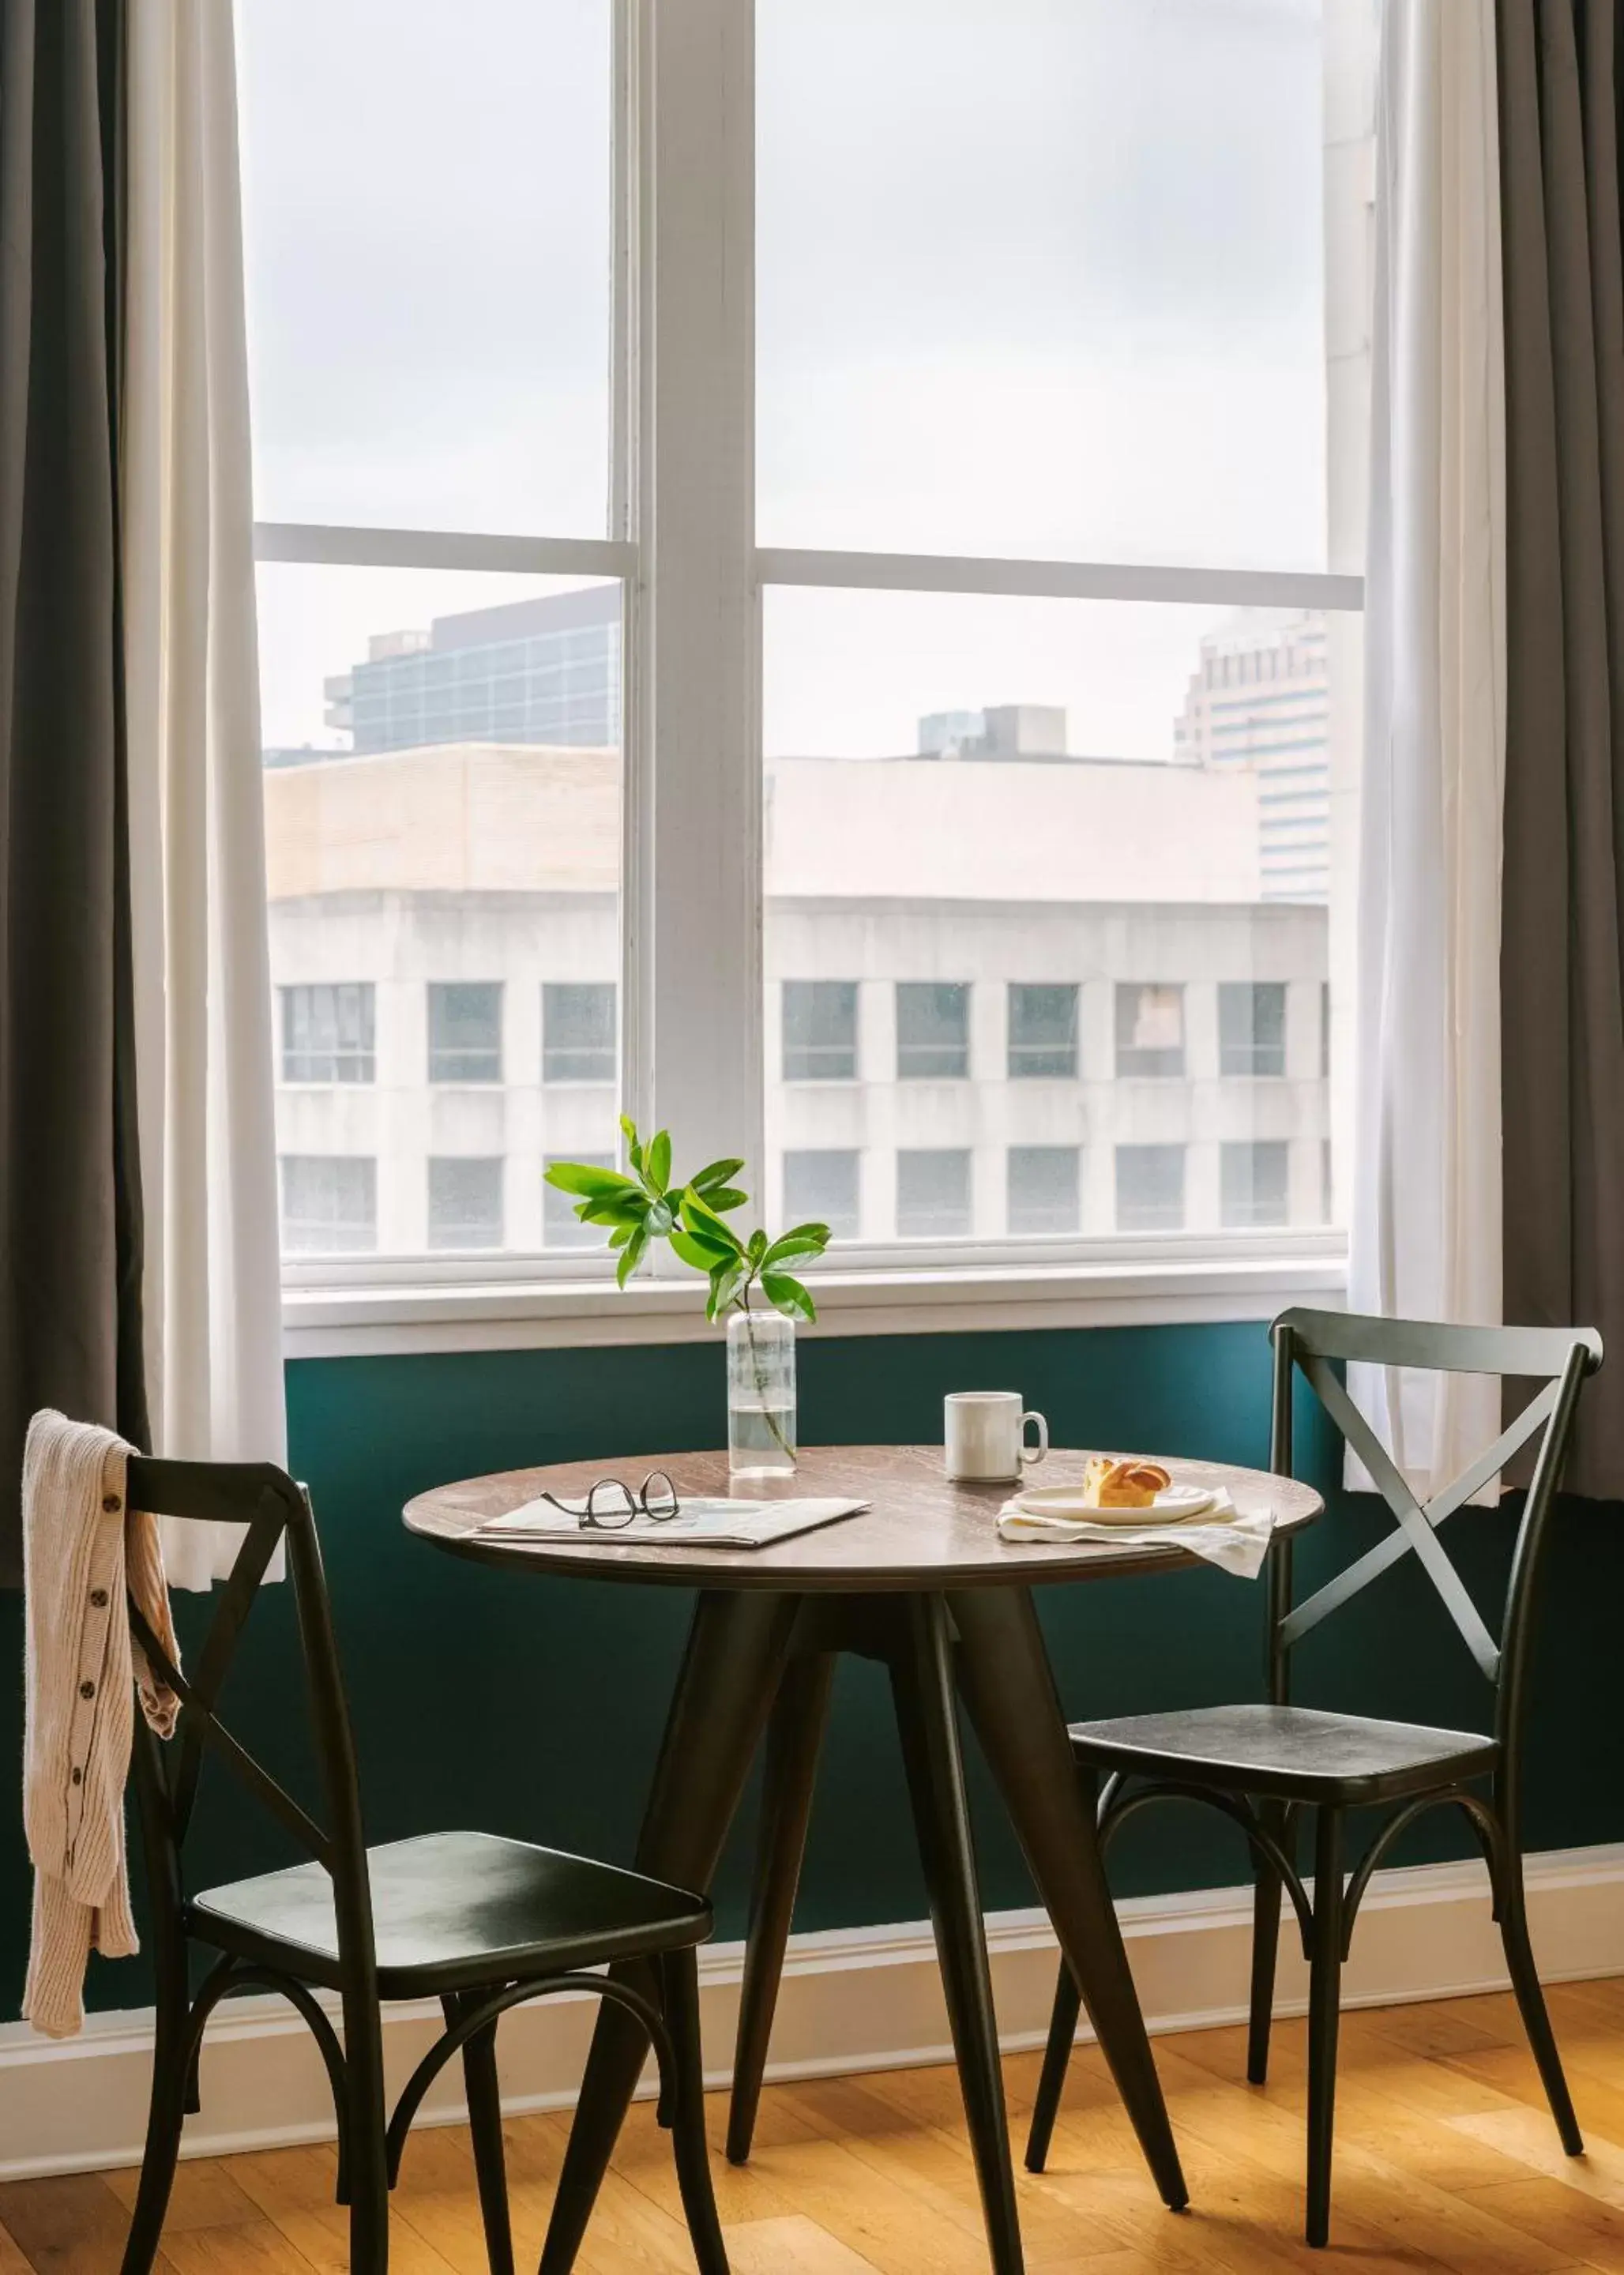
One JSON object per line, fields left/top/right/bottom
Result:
{"left": 268, "top": 0, "right": 1366, "bottom": 1352}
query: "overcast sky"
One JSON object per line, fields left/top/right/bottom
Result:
{"left": 238, "top": 0, "right": 1330, "bottom": 760}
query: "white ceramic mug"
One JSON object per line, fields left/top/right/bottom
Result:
{"left": 944, "top": 1391, "right": 1049, "bottom": 1483}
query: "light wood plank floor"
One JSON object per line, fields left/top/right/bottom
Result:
{"left": 9, "top": 1980, "right": 1624, "bottom": 2274}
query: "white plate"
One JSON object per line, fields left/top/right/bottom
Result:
{"left": 1011, "top": 1483, "right": 1220, "bottom": 1528}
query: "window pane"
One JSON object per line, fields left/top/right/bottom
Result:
{"left": 237, "top": 0, "right": 613, "bottom": 536}
{"left": 543, "top": 983, "right": 617, "bottom": 1084}
{"left": 784, "top": 1149, "right": 861, "bottom": 1240}
{"left": 1221, "top": 1139, "right": 1290, "bottom": 1228}
{"left": 1009, "top": 984, "right": 1078, "bottom": 1080}
{"left": 897, "top": 983, "right": 970, "bottom": 1079}
{"left": 544, "top": 1153, "right": 614, "bottom": 1250}
{"left": 263, "top": 566, "right": 622, "bottom": 1258}
{"left": 1008, "top": 1147, "right": 1080, "bottom": 1236}
{"left": 762, "top": 588, "right": 1341, "bottom": 1243}
{"left": 1116, "top": 1145, "right": 1185, "bottom": 1232}
{"left": 783, "top": 982, "right": 859, "bottom": 1081}
{"left": 897, "top": 1149, "right": 972, "bottom": 1239}
{"left": 428, "top": 1157, "right": 506, "bottom": 1250}
{"left": 280, "top": 1156, "right": 376, "bottom": 1254}
{"left": 758, "top": 0, "right": 1329, "bottom": 568}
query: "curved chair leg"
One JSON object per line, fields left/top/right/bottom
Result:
{"left": 447, "top": 1994, "right": 517, "bottom": 2275}
{"left": 342, "top": 1991, "right": 392, "bottom": 2275}
{"left": 1305, "top": 1807, "right": 1344, "bottom": 2250}
{"left": 1498, "top": 1862, "right": 1583, "bottom": 2155}
{"left": 1247, "top": 1799, "right": 1291, "bottom": 2086}
{"left": 659, "top": 1949, "right": 729, "bottom": 2275}
{"left": 118, "top": 1978, "right": 191, "bottom": 2275}
{"left": 1024, "top": 1962, "right": 1081, "bottom": 2173}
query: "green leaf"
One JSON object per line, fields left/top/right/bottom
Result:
{"left": 748, "top": 1228, "right": 769, "bottom": 1265}
{"left": 681, "top": 1190, "right": 746, "bottom": 1256}
{"left": 616, "top": 1221, "right": 649, "bottom": 1289}
{"left": 647, "top": 1129, "right": 672, "bottom": 1194}
{"left": 761, "top": 1271, "right": 818, "bottom": 1323}
{"left": 545, "top": 1160, "right": 639, "bottom": 1199}
{"left": 711, "top": 1259, "right": 750, "bottom": 1314}
{"left": 646, "top": 1197, "right": 675, "bottom": 1236}
{"left": 701, "top": 1185, "right": 749, "bottom": 1213}
{"left": 608, "top": 1222, "right": 637, "bottom": 1249}
{"left": 620, "top": 1113, "right": 644, "bottom": 1175}
{"left": 761, "top": 1227, "right": 829, "bottom": 1269}
{"left": 690, "top": 1156, "right": 746, "bottom": 1193}
{"left": 577, "top": 1194, "right": 647, "bottom": 1227}
{"left": 670, "top": 1228, "right": 732, "bottom": 1272}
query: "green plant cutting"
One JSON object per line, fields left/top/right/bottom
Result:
{"left": 544, "top": 1116, "right": 830, "bottom": 1320}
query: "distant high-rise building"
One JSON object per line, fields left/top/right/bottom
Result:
{"left": 917, "top": 704, "right": 1069, "bottom": 761}
{"left": 1175, "top": 610, "right": 1329, "bottom": 901}
{"left": 320, "top": 583, "right": 622, "bottom": 755}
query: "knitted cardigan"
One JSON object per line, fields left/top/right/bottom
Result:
{"left": 21, "top": 1412, "right": 180, "bottom": 2038}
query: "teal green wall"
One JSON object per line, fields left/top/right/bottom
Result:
{"left": 4, "top": 1319, "right": 1622, "bottom": 2017}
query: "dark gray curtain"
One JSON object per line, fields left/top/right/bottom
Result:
{"left": 0, "top": 0, "right": 147, "bottom": 1586}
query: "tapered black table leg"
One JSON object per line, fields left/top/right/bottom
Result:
{"left": 727, "top": 1649, "right": 836, "bottom": 2164}
{"left": 951, "top": 1585, "right": 1187, "bottom": 2211}
{"left": 539, "top": 1588, "right": 802, "bottom": 2275}
{"left": 889, "top": 1594, "right": 1025, "bottom": 2275}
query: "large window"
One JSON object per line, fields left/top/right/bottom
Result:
{"left": 249, "top": 0, "right": 1370, "bottom": 1296}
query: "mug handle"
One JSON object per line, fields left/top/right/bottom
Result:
{"left": 1021, "top": 1411, "right": 1048, "bottom": 1467}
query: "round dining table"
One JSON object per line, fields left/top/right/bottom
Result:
{"left": 404, "top": 1442, "right": 1322, "bottom": 2275}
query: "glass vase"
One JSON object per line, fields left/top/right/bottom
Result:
{"left": 726, "top": 1306, "right": 797, "bottom": 1479}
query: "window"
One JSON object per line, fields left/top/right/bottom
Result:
{"left": 1219, "top": 983, "right": 1287, "bottom": 1077}
{"left": 543, "top": 983, "right": 616, "bottom": 1085}
{"left": 543, "top": 1154, "right": 613, "bottom": 1250}
{"left": 897, "top": 1150, "right": 972, "bottom": 1239}
{"left": 1222, "top": 1140, "right": 1290, "bottom": 1229}
{"left": 784, "top": 1149, "right": 861, "bottom": 1240}
{"left": 1008, "top": 1147, "right": 1080, "bottom": 1236}
{"left": 280, "top": 1157, "right": 376, "bottom": 1254}
{"left": 1116, "top": 986, "right": 1186, "bottom": 1079}
{"left": 897, "top": 984, "right": 970, "bottom": 1080}
{"left": 427, "top": 1158, "right": 505, "bottom": 1251}
{"left": 427, "top": 983, "right": 503, "bottom": 1085}
{"left": 1008, "top": 986, "right": 1078, "bottom": 1081}
{"left": 280, "top": 983, "right": 374, "bottom": 1084}
{"left": 783, "top": 982, "right": 859, "bottom": 1082}
{"left": 1115, "top": 1145, "right": 1185, "bottom": 1233}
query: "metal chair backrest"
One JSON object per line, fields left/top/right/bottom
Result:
{"left": 123, "top": 1458, "right": 377, "bottom": 1990}
{"left": 1267, "top": 1310, "right": 1601, "bottom": 1802}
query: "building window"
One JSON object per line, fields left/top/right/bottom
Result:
{"left": 427, "top": 983, "right": 502, "bottom": 1084}
{"left": 280, "top": 1156, "right": 376, "bottom": 1254}
{"left": 544, "top": 1153, "right": 613, "bottom": 1249}
{"left": 427, "top": 1157, "right": 505, "bottom": 1251}
{"left": 784, "top": 1149, "right": 861, "bottom": 1240}
{"left": 783, "top": 982, "right": 859, "bottom": 1082}
{"left": 896, "top": 983, "right": 970, "bottom": 1080}
{"left": 1218, "top": 982, "right": 1287, "bottom": 1077}
{"left": 1008, "top": 1146, "right": 1080, "bottom": 1235}
{"left": 897, "top": 1149, "right": 972, "bottom": 1238}
{"left": 1115, "top": 986, "right": 1185, "bottom": 1079}
{"left": 1115, "top": 1145, "right": 1185, "bottom": 1232}
{"left": 1221, "top": 1140, "right": 1290, "bottom": 1229}
{"left": 1321, "top": 979, "right": 1331, "bottom": 1079}
{"left": 280, "top": 983, "right": 375, "bottom": 1084}
{"left": 543, "top": 982, "right": 616, "bottom": 1085}
{"left": 1008, "top": 985, "right": 1078, "bottom": 1080}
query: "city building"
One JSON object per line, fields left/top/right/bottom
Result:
{"left": 1174, "top": 609, "right": 1330, "bottom": 902}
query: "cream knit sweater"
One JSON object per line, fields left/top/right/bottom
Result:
{"left": 21, "top": 1412, "right": 181, "bottom": 2039}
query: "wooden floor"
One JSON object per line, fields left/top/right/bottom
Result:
{"left": 10, "top": 1980, "right": 1624, "bottom": 2274}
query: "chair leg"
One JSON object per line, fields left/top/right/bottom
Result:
{"left": 1498, "top": 1852, "right": 1583, "bottom": 2155}
{"left": 1024, "top": 1962, "right": 1081, "bottom": 2174}
{"left": 118, "top": 1980, "right": 191, "bottom": 2275}
{"left": 1247, "top": 1799, "right": 1291, "bottom": 2086}
{"left": 447, "top": 1995, "right": 516, "bottom": 2275}
{"left": 1304, "top": 1807, "right": 1344, "bottom": 2250}
{"left": 342, "top": 1991, "right": 392, "bottom": 2275}
{"left": 659, "top": 1949, "right": 729, "bottom": 2275}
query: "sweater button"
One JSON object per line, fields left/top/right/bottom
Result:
{"left": 89, "top": 1589, "right": 108, "bottom": 1608}
{"left": 78, "top": 1680, "right": 95, "bottom": 1700}
{"left": 102, "top": 1495, "right": 121, "bottom": 1514}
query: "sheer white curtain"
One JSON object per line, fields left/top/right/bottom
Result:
{"left": 1350, "top": 0, "right": 1506, "bottom": 1500}
{"left": 123, "top": 0, "right": 286, "bottom": 1587}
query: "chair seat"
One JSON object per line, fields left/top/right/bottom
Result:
{"left": 188, "top": 1830, "right": 712, "bottom": 1999}
{"left": 1068, "top": 1702, "right": 1498, "bottom": 1805}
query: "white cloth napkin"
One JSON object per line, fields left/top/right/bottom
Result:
{"left": 996, "top": 1487, "right": 1277, "bottom": 1578}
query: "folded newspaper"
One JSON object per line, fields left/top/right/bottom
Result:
{"left": 476, "top": 1495, "right": 869, "bottom": 1550}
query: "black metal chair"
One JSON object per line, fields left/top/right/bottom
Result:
{"left": 118, "top": 1457, "right": 729, "bottom": 2275}
{"left": 1024, "top": 1307, "right": 1603, "bottom": 2249}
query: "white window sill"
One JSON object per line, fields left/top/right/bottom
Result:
{"left": 282, "top": 1238, "right": 1348, "bottom": 1358}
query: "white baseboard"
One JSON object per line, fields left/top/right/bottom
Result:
{"left": 2, "top": 1841, "right": 1619, "bottom": 2183}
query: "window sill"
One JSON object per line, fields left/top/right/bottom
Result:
{"left": 282, "top": 1240, "right": 1348, "bottom": 1359}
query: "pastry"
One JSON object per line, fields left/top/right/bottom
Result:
{"left": 1082, "top": 1457, "right": 1172, "bottom": 1510}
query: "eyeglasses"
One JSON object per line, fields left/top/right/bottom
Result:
{"left": 536, "top": 1471, "right": 682, "bottom": 1532}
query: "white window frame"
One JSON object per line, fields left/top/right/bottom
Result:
{"left": 272, "top": 0, "right": 1361, "bottom": 1356}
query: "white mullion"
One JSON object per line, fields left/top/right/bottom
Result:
{"left": 756, "top": 547, "right": 1363, "bottom": 614}
{"left": 608, "top": 0, "right": 639, "bottom": 545}
{"left": 253, "top": 523, "right": 635, "bottom": 577}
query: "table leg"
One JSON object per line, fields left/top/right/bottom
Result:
{"left": 889, "top": 1594, "right": 1024, "bottom": 2275}
{"left": 727, "top": 1649, "right": 836, "bottom": 2164}
{"left": 539, "top": 1588, "right": 802, "bottom": 2275}
{"left": 951, "top": 1585, "right": 1188, "bottom": 2211}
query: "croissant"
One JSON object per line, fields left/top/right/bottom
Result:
{"left": 1082, "top": 1457, "right": 1172, "bottom": 1510}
